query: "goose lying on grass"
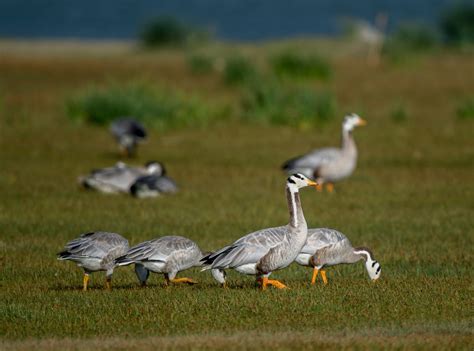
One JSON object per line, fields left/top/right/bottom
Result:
{"left": 130, "top": 163, "right": 179, "bottom": 198}
{"left": 282, "top": 114, "right": 366, "bottom": 192}
{"left": 79, "top": 161, "right": 162, "bottom": 194}
{"left": 57, "top": 232, "right": 129, "bottom": 291}
{"left": 201, "top": 174, "right": 318, "bottom": 290}
{"left": 295, "top": 228, "right": 381, "bottom": 284}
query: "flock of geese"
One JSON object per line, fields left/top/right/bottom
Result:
{"left": 59, "top": 113, "right": 381, "bottom": 290}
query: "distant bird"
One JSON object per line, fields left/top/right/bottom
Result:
{"left": 201, "top": 173, "right": 318, "bottom": 290}
{"left": 282, "top": 114, "right": 366, "bottom": 192}
{"left": 110, "top": 117, "right": 147, "bottom": 157}
{"left": 295, "top": 228, "right": 381, "bottom": 284}
{"left": 129, "top": 163, "right": 178, "bottom": 198}
{"left": 115, "top": 235, "right": 222, "bottom": 286}
{"left": 57, "top": 232, "right": 129, "bottom": 291}
{"left": 79, "top": 161, "right": 162, "bottom": 194}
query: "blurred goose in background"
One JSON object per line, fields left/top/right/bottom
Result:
{"left": 201, "top": 173, "right": 318, "bottom": 290}
{"left": 110, "top": 117, "right": 147, "bottom": 157}
{"left": 295, "top": 228, "right": 381, "bottom": 284}
{"left": 57, "top": 232, "right": 129, "bottom": 291}
{"left": 115, "top": 235, "right": 222, "bottom": 286}
{"left": 130, "top": 163, "right": 179, "bottom": 198}
{"left": 282, "top": 114, "right": 366, "bottom": 192}
{"left": 79, "top": 161, "right": 163, "bottom": 194}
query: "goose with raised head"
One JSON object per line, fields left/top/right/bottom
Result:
{"left": 79, "top": 161, "right": 162, "bottom": 194}
{"left": 57, "top": 232, "right": 129, "bottom": 291}
{"left": 282, "top": 114, "right": 366, "bottom": 192}
{"left": 115, "top": 235, "right": 222, "bottom": 286}
{"left": 295, "top": 228, "right": 381, "bottom": 284}
{"left": 201, "top": 173, "right": 318, "bottom": 290}
{"left": 110, "top": 117, "right": 147, "bottom": 157}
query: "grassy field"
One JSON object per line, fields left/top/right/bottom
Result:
{"left": 0, "top": 40, "right": 473, "bottom": 350}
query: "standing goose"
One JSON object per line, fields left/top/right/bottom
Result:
{"left": 295, "top": 228, "right": 381, "bottom": 284}
{"left": 282, "top": 114, "right": 366, "bottom": 192}
{"left": 115, "top": 235, "right": 221, "bottom": 286}
{"left": 201, "top": 173, "right": 318, "bottom": 290}
{"left": 130, "top": 163, "right": 178, "bottom": 198}
{"left": 79, "top": 161, "right": 162, "bottom": 194}
{"left": 57, "top": 232, "right": 129, "bottom": 291}
{"left": 110, "top": 117, "right": 147, "bottom": 157}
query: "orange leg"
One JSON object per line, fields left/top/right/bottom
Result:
{"left": 316, "top": 183, "right": 323, "bottom": 192}
{"left": 105, "top": 277, "right": 112, "bottom": 290}
{"left": 261, "top": 277, "right": 288, "bottom": 290}
{"left": 326, "top": 183, "right": 334, "bottom": 193}
{"left": 170, "top": 277, "right": 198, "bottom": 285}
{"left": 321, "top": 270, "right": 328, "bottom": 285}
{"left": 83, "top": 274, "right": 90, "bottom": 291}
{"left": 311, "top": 267, "right": 319, "bottom": 285}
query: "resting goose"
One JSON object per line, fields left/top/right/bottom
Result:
{"left": 57, "top": 232, "right": 129, "bottom": 290}
{"left": 295, "top": 228, "right": 381, "bottom": 284}
{"left": 201, "top": 173, "right": 318, "bottom": 290}
{"left": 130, "top": 163, "right": 178, "bottom": 198}
{"left": 282, "top": 114, "right": 366, "bottom": 192}
{"left": 115, "top": 235, "right": 221, "bottom": 286}
{"left": 110, "top": 117, "right": 147, "bottom": 157}
{"left": 79, "top": 161, "right": 162, "bottom": 194}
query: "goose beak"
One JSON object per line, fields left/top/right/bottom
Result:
{"left": 357, "top": 118, "right": 367, "bottom": 126}
{"left": 306, "top": 180, "right": 319, "bottom": 188}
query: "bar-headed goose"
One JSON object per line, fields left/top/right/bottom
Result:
{"left": 110, "top": 117, "right": 147, "bottom": 157}
{"left": 295, "top": 228, "right": 381, "bottom": 284}
{"left": 129, "top": 163, "right": 178, "bottom": 198}
{"left": 57, "top": 232, "right": 129, "bottom": 290}
{"left": 282, "top": 114, "right": 366, "bottom": 192}
{"left": 115, "top": 235, "right": 221, "bottom": 286}
{"left": 201, "top": 174, "right": 318, "bottom": 290}
{"left": 79, "top": 161, "right": 162, "bottom": 194}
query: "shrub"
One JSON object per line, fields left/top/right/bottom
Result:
{"left": 223, "top": 56, "right": 258, "bottom": 86}
{"left": 66, "top": 84, "right": 221, "bottom": 130}
{"left": 139, "top": 16, "right": 209, "bottom": 49}
{"left": 241, "top": 81, "right": 336, "bottom": 127}
{"left": 383, "top": 24, "right": 439, "bottom": 60}
{"left": 389, "top": 102, "right": 409, "bottom": 123}
{"left": 456, "top": 98, "right": 474, "bottom": 119}
{"left": 440, "top": 3, "right": 474, "bottom": 46}
{"left": 271, "top": 51, "right": 332, "bottom": 81}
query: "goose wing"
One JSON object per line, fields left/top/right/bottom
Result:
{"left": 282, "top": 147, "right": 341, "bottom": 176}
{"left": 111, "top": 118, "right": 147, "bottom": 139}
{"left": 58, "top": 232, "right": 128, "bottom": 260}
{"left": 301, "top": 228, "right": 348, "bottom": 254}
{"left": 202, "top": 227, "right": 287, "bottom": 269}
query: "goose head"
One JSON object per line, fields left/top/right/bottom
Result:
{"left": 354, "top": 247, "right": 381, "bottom": 281}
{"left": 343, "top": 113, "right": 367, "bottom": 132}
{"left": 287, "top": 173, "right": 319, "bottom": 190}
{"left": 145, "top": 161, "right": 165, "bottom": 176}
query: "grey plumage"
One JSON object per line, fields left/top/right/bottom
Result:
{"left": 115, "top": 235, "right": 211, "bottom": 285}
{"left": 57, "top": 231, "right": 129, "bottom": 290}
{"left": 282, "top": 114, "right": 366, "bottom": 186}
{"left": 110, "top": 117, "right": 147, "bottom": 157}
{"left": 129, "top": 164, "right": 178, "bottom": 198}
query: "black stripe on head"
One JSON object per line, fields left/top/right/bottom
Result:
{"left": 287, "top": 177, "right": 296, "bottom": 184}
{"left": 372, "top": 261, "right": 377, "bottom": 268}
{"left": 376, "top": 265, "right": 381, "bottom": 274}
{"left": 294, "top": 174, "right": 304, "bottom": 180}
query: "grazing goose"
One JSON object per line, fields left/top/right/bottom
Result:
{"left": 201, "top": 173, "right": 318, "bottom": 290}
{"left": 130, "top": 163, "right": 178, "bottom": 198}
{"left": 295, "top": 228, "right": 381, "bottom": 284}
{"left": 282, "top": 114, "right": 366, "bottom": 192}
{"left": 115, "top": 235, "right": 221, "bottom": 286}
{"left": 110, "top": 117, "right": 147, "bottom": 157}
{"left": 57, "top": 232, "right": 129, "bottom": 291}
{"left": 79, "top": 161, "right": 162, "bottom": 194}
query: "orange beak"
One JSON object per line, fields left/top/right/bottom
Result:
{"left": 306, "top": 180, "right": 319, "bottom": 189}
{"left": 357, "top": 118, "right": 367, "bottom": 126}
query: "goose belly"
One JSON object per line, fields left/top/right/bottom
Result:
{"left": 295, "top": 253, "right": 312, "bottom": 266}
{"left": 77, "top": 258, "right": 104, "bottom": 272}
{"left": 235, "top": 263, "right": 258, "bottom": 275}
{"left": 320, "top": 158, "right": 356, "bottom": 182}
{"left": 141, "top": 261, "right": 166, "bottom": 273}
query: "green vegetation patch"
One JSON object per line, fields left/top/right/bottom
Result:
{"left": 66, "top": 84, "right": 222, "bottom": 130}
{"left": 271, "top": 51, "right": 332, "bottom": 81}
{"left": 456, "top": 97, "right": 474, "bottom": 119}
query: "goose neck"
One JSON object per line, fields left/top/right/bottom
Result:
{"left": 286, "top": 186, "right": 306, "bottom": 228}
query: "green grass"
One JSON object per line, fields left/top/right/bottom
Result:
{"left": 0, "top": 41, "right": 473, "bottom": 350}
